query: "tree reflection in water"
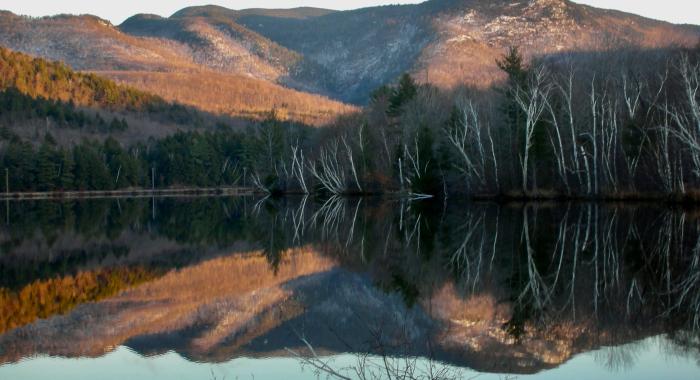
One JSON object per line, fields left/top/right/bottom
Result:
{"left": 0, "top": 197, "right": 699, "bottom": 376}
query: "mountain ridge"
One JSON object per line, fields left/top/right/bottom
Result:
{"left": 170, "top": 5, "right": 336, "bottom": 20}
{"left": 0, "top": 1, "right": 698, "bottom": 104}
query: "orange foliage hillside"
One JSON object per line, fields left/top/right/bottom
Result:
{"left": 99, "top": 70, "right": 358, "bottom": 126}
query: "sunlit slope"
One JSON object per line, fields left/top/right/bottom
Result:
{"left": 0, "top": 11, "right": 355, "bottom": 125}
{"left": 99, "top": 70, "right": 357, "bottom": 126}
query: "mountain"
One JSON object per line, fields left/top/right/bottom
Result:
{"left": 231, "top": 0, "right": 700, "bottom": 101}
{"left": 1, "top": 1, "right": 699, "bottom": 104}
{"left": 0, "top": 11, "right": 194, "bottom": 72}
{"left": 0, "top": 46, "right": 216, "bottom": 144}
{"left": 118, "top": 11, "right": 300, "bottom": 83}
{"left": 0, "top": 11, "right": 354, "bottom": 125}
{"left": 171, "top": 5, "right": 336, "bottom": 20}
{"left": 131, "top": 0, "right": 700, "bottom": 102}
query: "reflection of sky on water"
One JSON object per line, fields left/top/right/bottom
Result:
{"left": 1, "top": 336, "right": 698, "bottom": 380}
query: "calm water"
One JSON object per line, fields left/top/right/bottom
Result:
{"left": 0, "top": 196, "right": 699, "bottom": 379}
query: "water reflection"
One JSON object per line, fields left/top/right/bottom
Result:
{"left": 0, "top": 197, "right": 699, "bottom": 378}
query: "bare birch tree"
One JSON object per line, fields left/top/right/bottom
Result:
{"left": 513, "top": 65, "right": 552, "bottom": 193}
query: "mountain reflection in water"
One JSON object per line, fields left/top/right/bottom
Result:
{"left": 0, "top": 196, "right": 699, "bottom": 379}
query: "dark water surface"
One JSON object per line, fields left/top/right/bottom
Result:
{"left": 0, "top": 196, "right": 699, "bottom": 379}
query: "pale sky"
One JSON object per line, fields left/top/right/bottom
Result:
{"left": 0, "top": 0, "right": 698, "bottom": 26}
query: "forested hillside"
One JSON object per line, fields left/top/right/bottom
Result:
{"left": 0, "top": 46, "right": 202, "bottom": 127}
{"left": 0, "top": 88, "right": 128, "bottom": 132}
{"left": 0, "top": 47, "right": 318, "bottom": 193}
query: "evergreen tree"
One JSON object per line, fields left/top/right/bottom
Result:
{"left": 496, "top": 46, "right": 529, "bottom": 135}
{"left": 187, "top": 134, "right": 209, "bottom": 186}
{"left": 108, "top": 117, "right": 128, "bottom": 132}
{"left": 3, "top": 140, "right": 37, "bottom": 191}
{"left": 109, "top": 117, "right": 121, "bottom": 132}
{"left": 73, "top": 142, "right": 111, "bottom": 190}
{"left": 36, "top": 138, "right": 58, "bottom": 191}
{"left": 496, "top": 46, "right": 528, "bottom": 87}
{"left": 370, "top": 85, "right": 392, "bottom": 104}
{"left": 59, "top": 148, "right": 75, "bottom": 190}
{"left": 388, "top": 73, "right": 418, "bottom": 117}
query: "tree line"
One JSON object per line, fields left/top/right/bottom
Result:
{"left": 3, "top": 44, "right": 700, "bottom": 199}
{"left": 0, "top": 87, "right": 128, "bottom": 131}
{"left": 0, "top": 111, "right": 312, "bottom": 192}
{"left": 270, "top": 44, "right": 700, "bottom": 200}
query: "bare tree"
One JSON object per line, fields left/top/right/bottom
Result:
{"left": 308, "top": 140, "right": 348, "bottom": 195}
{"left": 556, "top": 67, "right": 584, "bottom": 191}
{"left": 667, "top": 55, "right": 700, "bottom": 179}
{"left": 342, "top": 135, "right": 363, "bottom": 193}
{"left": 290, "top": 141, "right": 309, "bottom": 194}
{"left": 446, "top": 99, "right": 499, "bottom": 192}
{"left": 513, "top": 66, "right": 552, "bottom": 193}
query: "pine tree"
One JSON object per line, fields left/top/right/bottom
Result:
{"left": 73, "top": 142, "right": 112, "bottom": 190}
{"left": 191, "top": 134, "right": 218, "bottom": 186}
{"left": 496, "top": 46, "right": 529, "bottom": 171}
{"left": 109, "top": 117, "right": 121, "bottom": 132}
{"left": 496, "top": 46, "right": 528, "bottom": 87}
{"left": 9, "top": 141, "right": 37, "bottom": 191}
{"left": 36, "top": 140, "right": 58, "bottom": 191}
{"left": 497, "top": 47, "right": 529, "bottom": 126}
{"left": 59, "top": 148, "right": 75, "bottom": 190}
{"left": 388, "top": 73, "right": 418, "bottom": 117}
{"left": 370, "top": 84, "right": 392, "bottom": 104}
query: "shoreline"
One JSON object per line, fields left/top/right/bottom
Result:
{"left": 0, "top": 187, "right": 256, "bottom": 201}
{"left": 3, "top": 188, "right": 700, "bottom": 205}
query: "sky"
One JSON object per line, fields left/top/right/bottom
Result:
{"left": 0, "top": 0, "right": 698, "bottom": 26}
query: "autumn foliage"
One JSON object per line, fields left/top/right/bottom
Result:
{"left": 0, "top": 267, "right": 158, "bottom": 333}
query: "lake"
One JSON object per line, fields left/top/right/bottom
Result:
{"left": 0, "top": 196, "right": 699, "bottom": 379}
